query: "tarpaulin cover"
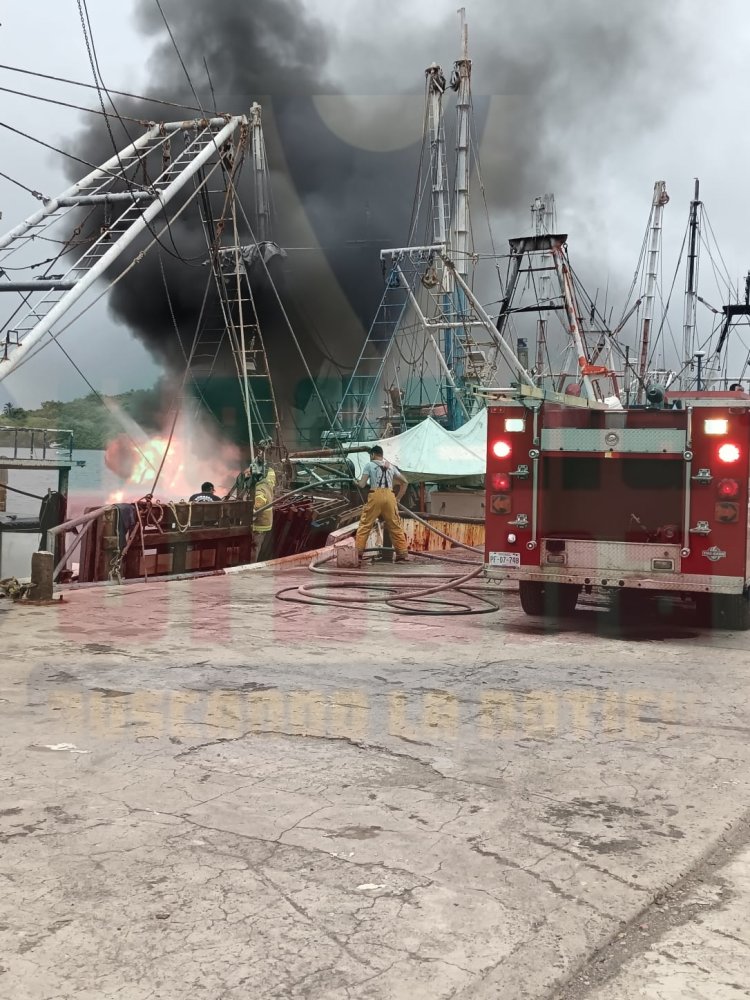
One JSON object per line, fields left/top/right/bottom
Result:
{"left": 349, "top": 409, "right": 488, "bottom": 482}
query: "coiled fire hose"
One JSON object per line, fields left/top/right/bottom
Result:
{"left": 276, "top": 501, "right": 500, "bottom": 617}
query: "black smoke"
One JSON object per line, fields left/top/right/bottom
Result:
{"left": 72, "top": 0, "right": 696, "bottom": 443}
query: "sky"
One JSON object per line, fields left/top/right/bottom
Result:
{"left": 2, "top": 0, "right": 750, "bottom": 410}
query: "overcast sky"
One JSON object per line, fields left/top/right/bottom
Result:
{"left": 2, "top": 0, "right": 750, "bottom": 409}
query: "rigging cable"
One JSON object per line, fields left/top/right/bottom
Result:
{"left": 149, "top": 257, "right": 214, "bottom": 494}
{"left": 0, "top": 168, "right": 47, "bottom": 202}
{"left": 153, "top": 0, "right": 206, "bottom": 113}
{"left": 0, "top": 62, "right": 207, "bottom": 114}
{"left": 75, "top": 0, "right": 206, "bottom": 268}
{"left": 0, "top": 119, "right": 148, "bottom": 187}
{"left": 6, "top": 155, "right": 226, "bottom": 378}
{"left": 231, "top": 189, "right": 337, "bottom": 430}
{"left": 0, "top": 83, "right": 149, "bottom": 125}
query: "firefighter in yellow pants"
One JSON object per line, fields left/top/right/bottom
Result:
{"left": 354, "top": 445, "right": 409, "bottom": 563}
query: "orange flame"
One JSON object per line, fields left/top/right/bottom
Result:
{"left": 104, "top": 419, "right": 243, "bottom": 504}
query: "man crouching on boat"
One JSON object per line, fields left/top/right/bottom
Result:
{"left": 354, "top": 446, "right": 409, "bottom": 565}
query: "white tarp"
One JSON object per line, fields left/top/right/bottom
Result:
{"left": 349, "top": 411, "right": 487, "bottom": 482}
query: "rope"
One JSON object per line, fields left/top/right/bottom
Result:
{"left": 168, "top": 502, "right": 192, "bottom": 532}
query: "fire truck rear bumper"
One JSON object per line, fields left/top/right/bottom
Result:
{"left": 485, "top": 566, "right": 746, "bottom": 595}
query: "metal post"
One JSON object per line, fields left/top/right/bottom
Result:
{"left": 56, "top": 465, "right": 70, "bottom": 568}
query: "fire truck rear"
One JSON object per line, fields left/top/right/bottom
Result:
{"left": 484, "top": 392, "right": 750, "bottom": 628}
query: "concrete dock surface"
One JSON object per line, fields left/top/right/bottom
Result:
{"left": 1, "top": 560, "right": 750, "bottom": 999}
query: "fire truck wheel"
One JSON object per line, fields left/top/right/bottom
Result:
{"left": 702, "top": 591, "right": 750, "bottom": 631}
{"left": 519, "top": 581, "right": 579, "bottom": 618}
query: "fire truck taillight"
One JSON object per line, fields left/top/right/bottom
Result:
{"left": 504, "top": 418, "right": 525, "bottom": 432}
{"left": 491, "top": 472, "right": 511, "bottom": 490}
{"left": 718, "top": 443, "right": 741, "bottom": 464}
{"left": 717, "top": 478, "right": 740, "bottom": 498}
{"left": 492, "top": 440, "right": 512, "bottom": 459}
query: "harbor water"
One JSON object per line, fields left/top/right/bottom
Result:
{"left": 1, "top": 450, "right": 121, "bottom": 579}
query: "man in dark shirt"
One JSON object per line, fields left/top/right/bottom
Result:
{"left": 189, "top": 481, "right": 222, "bottom": 502}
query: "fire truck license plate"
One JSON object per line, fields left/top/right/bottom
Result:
{"left": 489, "top": 551, "right": 521, "bottom": 568}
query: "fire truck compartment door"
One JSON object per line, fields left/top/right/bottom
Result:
{"left": 545, "top": 539, "right": 682, "bottom": 572}
{"left": 540, "top": 428, "right": 687, "bottom": 454}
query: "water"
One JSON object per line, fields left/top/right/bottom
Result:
{"left": 1, "top": 450, "right": 117, "bottom": 578}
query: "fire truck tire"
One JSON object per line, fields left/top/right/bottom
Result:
{"left": 519, "top": 581, "right": 579, "bottom": 618}
{"left": 704, "top": 591, "right": 750, "bottom": 631}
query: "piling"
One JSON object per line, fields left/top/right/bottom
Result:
{"left": 30, "top": 551, "right": 54, "bottom": 602}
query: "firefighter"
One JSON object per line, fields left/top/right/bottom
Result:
{"left": 354, "top": 446, "right": 409, "bottom": 564}
{"left": 252, "top": 467, "right": 276, "bottom": 562}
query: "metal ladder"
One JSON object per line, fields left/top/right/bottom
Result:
{"left": 331, "top": 270, "right": 411, "bottom": 439}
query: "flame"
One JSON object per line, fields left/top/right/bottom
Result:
{"left": 104, "top": 416, "right": 243, "bottom": 505}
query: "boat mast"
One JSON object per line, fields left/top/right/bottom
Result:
{"left": 447, "top": 7, "right": 472, "bottom": 426}
{"left": 531, "top": 194, "right": 556, "bottom": 384}
{"left": 426, "top": 65, "right": 450, "bottom": 250}
{"left": 250, "top": 102, "right": 270, "bottom": 243}
{"left": 453, "top": 8, "right": 471, "bottom": 282}
{"left": 636, "top": 180, "right": 669, "bottom": 402}
{"left": 682, "top": 178, "right": 701, "bottom": 384}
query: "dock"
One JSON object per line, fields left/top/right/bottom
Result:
{"left": 2, "top": 560, "right": 750, "bottom": 998}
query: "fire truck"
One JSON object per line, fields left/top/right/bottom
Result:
{"left": 484, "top": 387, "right": 750, "bottom": 629}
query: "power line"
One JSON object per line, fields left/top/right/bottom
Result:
{"left": 0, "top": 62, "right": 206, "bottom": 114}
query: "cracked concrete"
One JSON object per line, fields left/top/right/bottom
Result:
{"left": 1, "top": 567, "right": 750, "bottom": 998}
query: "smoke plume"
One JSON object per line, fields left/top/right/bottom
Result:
{"left": 72, "top": 0, "right": 696, "bottom": 443}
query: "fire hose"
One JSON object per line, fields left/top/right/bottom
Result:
{"left": 276, "top": 502, "right": 499, "bottom": 617}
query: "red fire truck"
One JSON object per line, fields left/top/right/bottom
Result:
{"left": 484, "top": 389, "right": 750, "bottom": 629}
